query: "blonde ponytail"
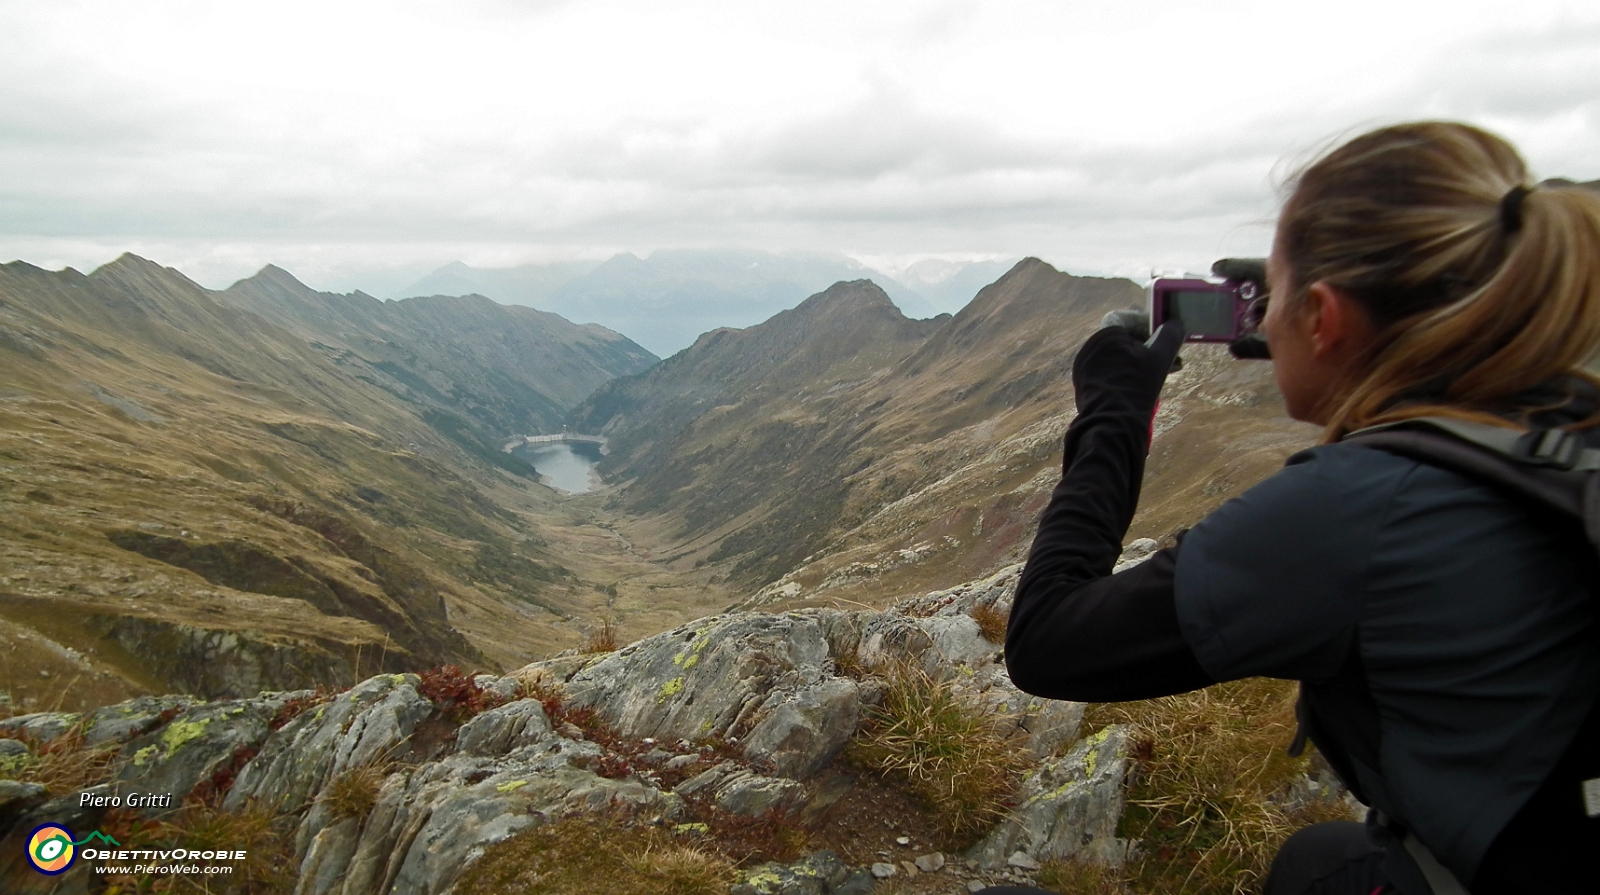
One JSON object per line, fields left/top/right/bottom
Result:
{"left": 1275, "top": 122, "right": 1600, "bottom": 441}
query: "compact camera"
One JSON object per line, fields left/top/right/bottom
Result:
{"left": 1147, "top": 261, "right": 1267, "bottom": 344}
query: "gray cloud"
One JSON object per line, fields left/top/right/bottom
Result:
{"left": 1, "top": 2, "right": 1596, "bottom": 290}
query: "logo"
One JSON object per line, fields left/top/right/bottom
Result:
{"left": 27, "top": 824, "right": 76, "bottom": 875}
{"left": 26, "top": 826, "right": 120, "bottom": 875}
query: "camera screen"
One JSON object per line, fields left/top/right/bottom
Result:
{"left": 1169, "top": 291, "right": 1236, "bottom": 337}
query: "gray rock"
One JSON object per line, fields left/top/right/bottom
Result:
{"left": 846, "top": 569, "right": 1087, "bottom": 762}
{"left": 663, "top": 753, "right": 700, "bottom": 771}
{"left": 560, "top": 613, "right": 859, "bottom": 779}
{"left": 969, "top": 725, "right": 1132, "bottom": 870}
{"left": 471, "top": 674, "right": 522, "bottom": 702}
{"left": 870, "top": 861, "right": 897, "bottom": 878}
{"left": 733, "top": 850, "right": 868, "bottom": 895}
{"left": 0, "top": 779, "right": 46, "bottom": 824}
{"left": 349, "top": 747, "right": 673, "bottom": 895}
{"left": 225, "top": 674, "right": 434, "bottom": 814}
{"left": 0, "top": 711, "right": 81, "bottom": 743}
{"left": 1007, "top": 851, "right": 1041, "bottom": 870}
{"left": 1018, "top": 700, "right": 1086, "bottom": 758}
{"left": 455, "top": 699, "right": 552, "bottom": 757}
{"left": 118, "top": 694, "right": 293, "bottom": 814}
{"left": 914, "top": 852, "right": 946, "bottom": 872}
{"left": 82, "top": 694, "right": 199, "bottom": 746}
{"left": 675, "top": 761, "right": 805, "bottom": 816}
{"left": 741, "top": 676, "right": 860, "bottom": 779}
{"left": 296, "top": 816, "right": 362, "bottom": 895}
{"left": 94, "top": 615, "right": 357, "bottom": 700}
{"left": 1113, "top": 538, "right": 1161, "bottom": 572}
{"left": 0, "top": 739, "right": 27, "bottom": 759}
{"left": 968, "top": 881, "right": 988, "bottom": 893}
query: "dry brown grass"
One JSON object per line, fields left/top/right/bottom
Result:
{"left": 321, "top": 764, "right": 386, "bottom": 821}
{"left": 100, "top": 801, "right": 298, "bottom": 894}
{"left": 848, "top": 660, "right": 1029, "bottom": 848}
{"left": 1085, "top": 678, "right": 1355, "bottom": 895}
{"left": 0, "top": 724, "right": 122, "bottom": 792}
{"left": 1037, "top": 858, "right": 1132, "bottom": 894}
{"left": 969, "top": 602, "right": 1008, "bottom": 643}
{"left": 454, "top": 815, "right": 735, "bottom": 895}
{"left": 580, "top": 617, "right": 619, "bottom": 654}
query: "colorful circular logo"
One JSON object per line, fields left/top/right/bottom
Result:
{"left": 27, "top": 824, "right": 76, "bottom": 875}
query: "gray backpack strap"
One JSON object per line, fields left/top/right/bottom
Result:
{"left": 1401, "top": 831, "right": 1471, "bottom": 895}
{"left": 1349, "top": 417, "right": 1600, "bottom": 471}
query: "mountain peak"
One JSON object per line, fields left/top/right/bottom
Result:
{"left": 250, "top": 263, "right": 312, "bottom": 291}
{"left": 93, "top": 252, "right": 164, "bottom": 276}
{"left": 790, "top": 279, "right": 901, "bottom": 323}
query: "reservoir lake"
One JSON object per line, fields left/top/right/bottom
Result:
{"left": 515, "top": 441, "right": 604, "bottom": 493}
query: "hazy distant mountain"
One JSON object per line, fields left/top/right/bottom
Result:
{"left": 403, "top": 259, "right": 603, "bottom": 308}
{"left": 401, "top": 249, "right": 976, "bottom": 357}
{"left": 895, "top": 259, "right": 1020, "bottom": 315}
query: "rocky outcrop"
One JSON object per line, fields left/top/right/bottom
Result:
{"left": 968, "top": 724, "right": 1132, "bottom": 869}
{"left": 0, "top": 553, "right": 1165, "bottom": 895}
{"left": 555, "top": 613, "right": 863, "bottom": 779}
{"left": 90, "top": 614, "right": 366, "bottom": 700}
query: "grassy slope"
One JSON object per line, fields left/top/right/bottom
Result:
{"left": 0, "top": 256, "right": 714, "bottom": 712}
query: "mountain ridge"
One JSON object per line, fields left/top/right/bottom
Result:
{"left": 219, "top": 264, "right": 657, "bottom": 469}
{"left": 0, "top": 254, "right": 685, "bottom": 710}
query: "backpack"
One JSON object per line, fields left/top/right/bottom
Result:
{"left": 1317, "top": 417, "right": 1600, "bottom": 895}
{"left": 1342, "top": 416, "right": 1600, "bottom": 554}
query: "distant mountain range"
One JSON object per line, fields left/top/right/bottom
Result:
{"left": 0, "top": 251, "right": 1317, "bottom": 710}
{"left": 572, "top": 258, "right": 1316, "bottom": 595}
{"left": 398, "top": 249, "right": 1018, "bottom": 357}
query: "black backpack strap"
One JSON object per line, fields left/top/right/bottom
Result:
{"left": 1344, "top": 418, "right": 1600, "bottom": 550}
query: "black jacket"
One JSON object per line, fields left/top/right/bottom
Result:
{"left": 1007, "top": 360, "right": 1600, "bottom": 892}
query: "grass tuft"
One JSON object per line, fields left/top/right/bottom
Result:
{"left": 1086, "top": 678, "right": 1357, "bottom": 895}
{"left": 322, "top": 763, "right": 386, "bottom": 821}
{"left": 969, "top": 602, "right": 1008, "bottom": 643}
{"left": 580, "top": 618, "right": 619, "bottom": 654}
{"left": 0, "top": 724, "right": 120, "bottom": 792}
{"left": 101, "top": 801, "right": 298, "bottom": 894}
{"left": 1036, "top": 857, "right": 1131, "bottom": 894}
{"left": 847, "top": 660, "right": 1028, "bottom": 848}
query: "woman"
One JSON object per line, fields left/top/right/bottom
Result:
{"left": 1002, "top": 122, "right": 1600, "bottom": 894}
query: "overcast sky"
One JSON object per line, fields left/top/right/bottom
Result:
{"left": 2, "top": 0, "right": 1596, "bottom": 294}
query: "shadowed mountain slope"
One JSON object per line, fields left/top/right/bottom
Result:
{"left": 220, "top": 266, "right": 656, "bottom": 465}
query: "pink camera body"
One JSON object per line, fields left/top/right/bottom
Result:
{"left": 1147, "top": 277, "right": 1264, "bottom": 343}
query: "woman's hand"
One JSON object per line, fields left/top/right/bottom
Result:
{"left": 1072, "top": 317, "right": 1185, "bottom": 449}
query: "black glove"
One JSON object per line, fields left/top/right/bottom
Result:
{"left": 1072, "top": 318, "right": 1186, "bottom": 432}
{"left": 1212, "top": 257, "right": 1272, "bottom": 360}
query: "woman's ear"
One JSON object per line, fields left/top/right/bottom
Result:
{"left": 1304, "top": 282, "right": 1375, "bottom": 363}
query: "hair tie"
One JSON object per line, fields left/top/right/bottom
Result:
{"left": 1499, "top": 185, "right": 1531, "bottom": 233}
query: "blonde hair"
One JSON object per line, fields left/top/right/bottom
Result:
{"left": 1276, "top": 121, "right": 1600, "bottom": 441}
